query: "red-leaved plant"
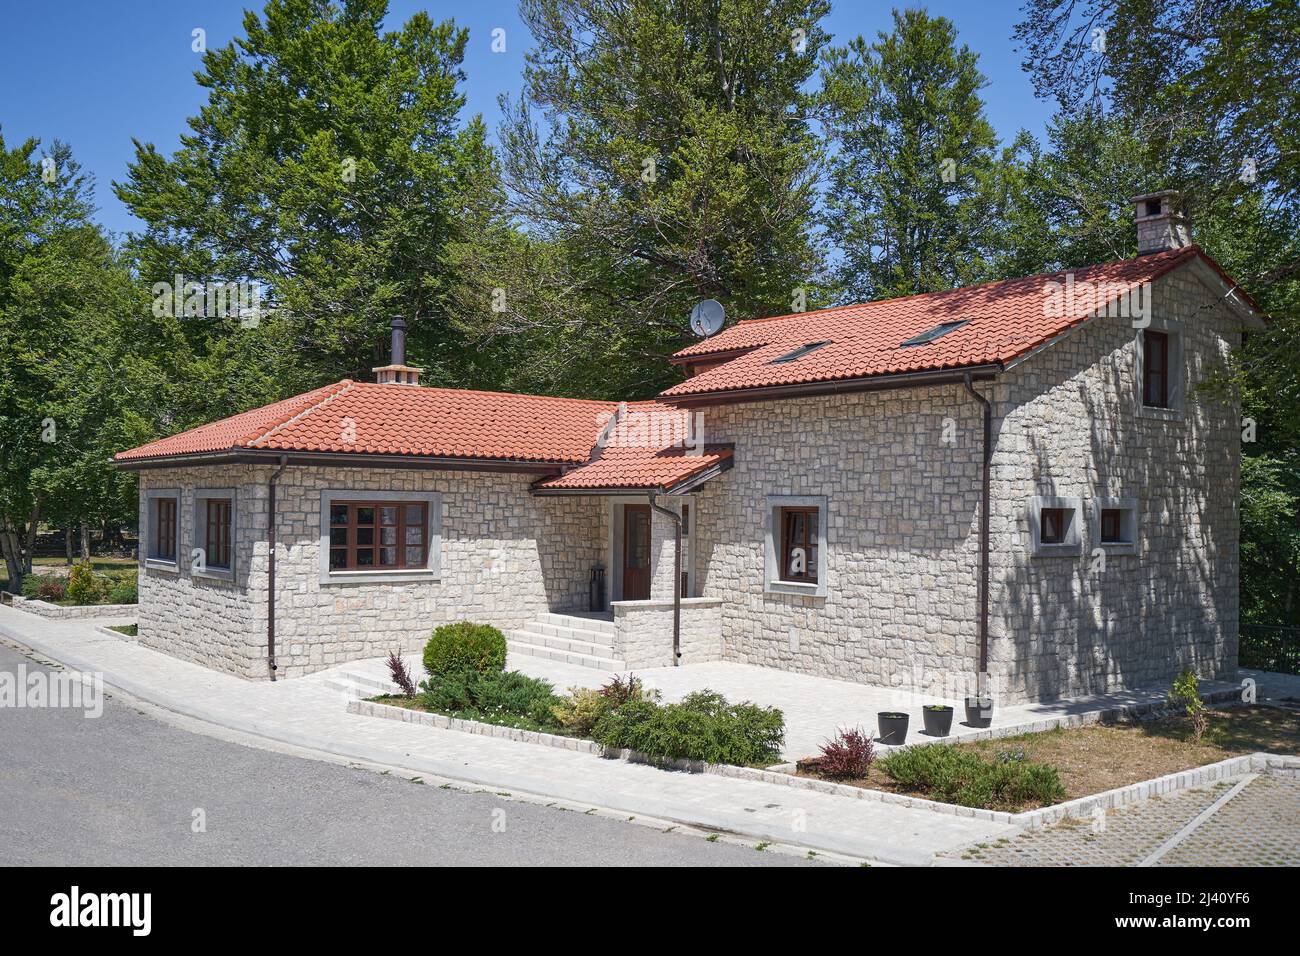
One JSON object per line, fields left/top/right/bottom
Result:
{"left": 387, "top": 649, "right": 417, "bottom": 697}
{"left": 818, "top": 726, "right": 876, "bottom": 779}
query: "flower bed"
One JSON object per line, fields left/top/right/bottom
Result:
{"left": 795, "top": 704, "right": 1300, "bottom": 812}
{"left": 370, "top": 621, "right": 785, "bottom": 769}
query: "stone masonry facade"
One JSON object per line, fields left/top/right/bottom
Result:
{"left": 137, "top": 465, "right": 604, "bottom": 679}
{"left": 133, "top": 266, "right": 1243, "bottom": 702}
{"left": 692, "top": 266, "right": 1242, "bottom": 703}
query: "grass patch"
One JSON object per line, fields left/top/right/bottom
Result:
{"left": 796, "top": 705, "right": 1300, "bottom": 810}
{"left": 109, "top": 624, "right": 138, "bottom": 637}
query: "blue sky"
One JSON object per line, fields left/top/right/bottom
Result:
{"left": 0, "top": 1, "right": 1053, "bottom": 239}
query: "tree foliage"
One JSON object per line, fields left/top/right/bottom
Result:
{"left": 820, "top": 9, "right": 999, "bottom": 301}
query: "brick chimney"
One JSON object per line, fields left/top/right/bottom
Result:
{"left": 373, "top": 317, "right": 422, "bottom": 386}
{"left": 1132, "top": 190, "right": 1191, "bottom": 255}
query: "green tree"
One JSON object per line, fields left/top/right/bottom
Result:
{"left": 115, "top": 0, "right": 494, "bottom": 416}
{"left": 819, "top": 8, "right": 999, "bottom": 301}
{"left": 477, "top": 0, "right": 831, "bottom": 398}
{"left": 0, "top": 135, "right": 146, "bottom": 590}
{"left": 1014, "top": 1, "right": 1300, "bottom": 624}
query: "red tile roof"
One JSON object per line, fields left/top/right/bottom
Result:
{"left": 535, "top": 446, "right": 734, "bottom": 492}
{"left": 114, "top": 382, "right": 351, "bottom": 462}
{"left": 663, "top": 246, "right": 1240, "bottom": 400}
{"left": 116, "top": 382, "right": 619, "bottom": 465}
{"left": 117, "top": 246, "right": 1256, "bottom": 491}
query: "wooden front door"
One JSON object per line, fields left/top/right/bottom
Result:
{"left": 622, "top": 504, "right": 652, "bottom": 600}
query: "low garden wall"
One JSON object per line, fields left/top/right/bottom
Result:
{"left": 611, "top": 596, "right": 723, "bottom": 668}
{"left": 6, "top": 595, "right": 138, "bottom": 620}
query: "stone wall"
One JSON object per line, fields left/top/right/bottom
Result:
{"left": 136, "top": 464, "right": 266, "bottom": 678}
{"left": 137, "top": 464, "right": 605, "bottom": 679}
{"left": 612, "top": 597, "right": 723, "bottom": 668}
{"left": 692, "top": 266, "right": 1243, "bottom": 704}
{"left": 987, "top": 268, "right": 1241, "bottom": 701}
{"left": 693, "top": 385, "right": 985, "bottom": 699}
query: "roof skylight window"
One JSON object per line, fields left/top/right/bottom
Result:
{"left": 770, "top": 340, "right": 832, "bottom": 364}
{"left": 899, "top": 319, "right": 969, "bottom": 347}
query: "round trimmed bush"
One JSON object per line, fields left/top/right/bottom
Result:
{"left": 422, "top": 621, "right": 507, "bottom": 677}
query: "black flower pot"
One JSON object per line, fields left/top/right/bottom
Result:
{"left": 877, "top": 711, "right": 909, "bottom": 745}
{"left": 922, "top": 705, "right": 954, "bottom": 737}
{"left": 964, "top": 695, "right": 994, "bottom": 728}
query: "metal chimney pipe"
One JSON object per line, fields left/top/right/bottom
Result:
{"left": 390, "top": 317, "right": 407, "bottom": 366}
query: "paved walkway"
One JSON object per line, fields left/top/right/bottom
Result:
{"left": 0, "top": 607, "right": 1012, "bottom": 865}
{"left": 944, "top": 771, "right": 1300, "bottom": 866}
{"left": 339, "top": 649, "right": 1244, "bottom": 761}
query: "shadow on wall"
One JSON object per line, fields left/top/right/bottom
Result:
{"left": 996, "top": 308, "right": 1237, "bottom": 702}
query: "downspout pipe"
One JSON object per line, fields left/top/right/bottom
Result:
{"left": 962, "top": 373, "right": 992, "bottom": 694}
{"left": 647, "top": 493, "right": 682, "bottom": 666}
{"left": 267, "top": 455, "right": 289, "bottom": 680}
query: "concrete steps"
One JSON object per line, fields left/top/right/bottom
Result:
{"left": 507, "top": 613, "right": 623, "bottom": 670}
{"left": 323, "top": 672, "right": 397, "bottom": 699}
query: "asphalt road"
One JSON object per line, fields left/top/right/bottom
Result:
{"left": 0, "top": 643, "right": 816, "bottom": 866}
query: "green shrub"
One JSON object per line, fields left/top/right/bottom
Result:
{"left": 471, "top": 670, "right": 562, "bottom": 726}
{"left": 419, "top": 669, "right": 562, "bottom": 729}
{"left": 422, "top": 622, "right": 507, "bottom": 677}
{"left": 66, "top": 563, "right": 108, "bottom": 605}
{"left": 21, "top": 574, "right": 67, "bottom": 601}
{"left": 551, "top": 686, "right": 613, "bottom": 736}
{"left": 1169, "top": 669, "right": 1209, "bottom": 741}
{"left": 878, "top": 744, "right": 1066, "bottom": 810}
{"left": 106, "top": 582, "right": 138, "bottom": 605}
{"left": 591, "top": 688, "right": 784, "bottom": 767}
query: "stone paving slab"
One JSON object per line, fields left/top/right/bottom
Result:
{"left": 336, "top": 649, "right": 1244, "bottom": 761}
{"left": 1158, "top": 772, "right": 1300, "bottom": 866}
{"left": 0, "top": 607, "right": 1013, "bottom": 865}
{"left": 942, "top": 771, "right": 1300, "bottom": 867}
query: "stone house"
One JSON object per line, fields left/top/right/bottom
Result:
{"left": 115, "top": 195, "right": 1264, "bottom": 704}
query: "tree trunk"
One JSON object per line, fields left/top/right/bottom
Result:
{"left": 66, "top": 526, "right": 74, "bottom": 564}
{"left": 24, "top": 500, "right": 40, "bottom": 574}
{"left": 0, "top": 528, "right": 24, "bottom": 595}
{"left": 80, "top": 520, "right": 90, "bottom": 561}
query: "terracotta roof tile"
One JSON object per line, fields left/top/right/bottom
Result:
{"left": 535, "top": 446, "right": 733, "bottom": 492}
{"left": 663, "top": 246, "right": 1215, "bottom": 399}
{"left": 116, "top": 382, "right": 619, "bottom": 465}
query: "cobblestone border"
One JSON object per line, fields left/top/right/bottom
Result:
{"left": 347, "top": 699, "right": 711, "bottom": 773}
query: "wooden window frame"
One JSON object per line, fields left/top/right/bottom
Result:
{"left": 205, "top": 498, "right": 232, "bottom": 570}
{"left": 1092, "top": 497, "right": 1139, "bottom": 555}
{"left": 151, "top": 496, "right": 177, "bottom": 563}
{"left": 328, "top": 501, "right": 428, "bottom": 572}
{"left": 1099, "top": 508, "right": 1124, "bottom": 544}
{"left": 192, "top": 488, "right": 238, "bottom": 580}
{"left": 1142, "top": 329, "right": 1170, "bottom": 408}
{"left": 318, "top": 490, "right": 441, "bottom": 584}
{"left": 779, "top": 507, "right": 819, "bottom": 584}
{"left": 1029, "top": 495, "right": 1082, "bottom": 556}
{"left": 1039, "top": 508, "right": 1071, "bottom": 545}
{"left": 764, "top": 495, "right": 827, "bottom": 596}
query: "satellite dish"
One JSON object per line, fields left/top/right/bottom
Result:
{"left": 689, "top": 299, "right": 726, "bottom": 337}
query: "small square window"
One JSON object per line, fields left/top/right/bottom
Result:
{"left": 1040, "top": 508, "right": 1072, "bottom": 545}
{"left": 1029, "top": 496, "right": 1082, "bottom": 556}
{"left": 1100, "top": 509, "right": 1124, "bottom": 543}
{"left": 1093, "top": 498, "right": 1139, "bottom": 555}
